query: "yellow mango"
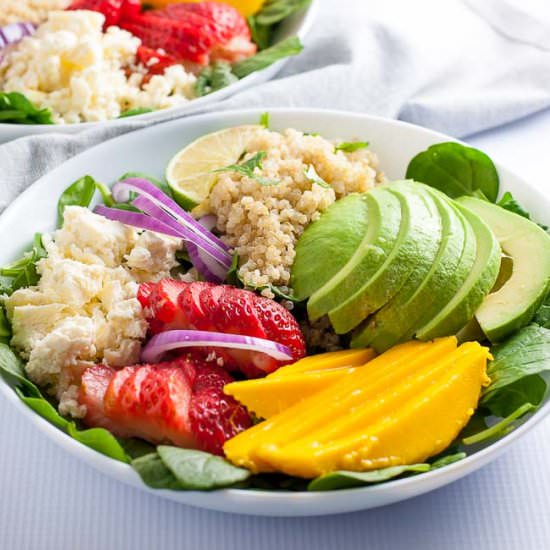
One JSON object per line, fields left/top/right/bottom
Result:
{"left": 271, "top": 348, "right": 375, "bottom": 378}
{"left": 224, "top": 348, "right": 375, "bottom": 418}
{"left": 224, "top": 367, "right": 357, "bottom": 419}
{"left": 224, "top": 337, "right": 458, "bottom": 472}
{"left": 256, "top": 342, "right": 490, "bottom": 477}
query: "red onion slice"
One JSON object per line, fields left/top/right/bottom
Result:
{"left": 94, "top": 205, "right": 184, "bottom": 238}
{"left": 141, "top": 329, "right": 294, "bottom": 364}
{"left": 113, "top": 178, "right": 229, "bottom": 253}
{"left": 0, "top": 22, "right": 35, "bottom": 50}
{"left": 131, "top": 194, "right": 231, "bottom": 269}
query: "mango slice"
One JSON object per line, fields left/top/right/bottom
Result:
{"left": 224, "top": 337, "right": 490, "bottom": 477}
{"left": 224, "top": 348, "right": 376, "bottom": 418}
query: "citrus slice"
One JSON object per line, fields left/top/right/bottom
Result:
{"left": 166, "top": 124, "right": 263, "bottom": 212}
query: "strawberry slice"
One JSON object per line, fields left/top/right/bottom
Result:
{"left": 136, "top": 45, "right": 178, "bottom": 76}
{"left": 139, "top": 280, "right": 306, "bottom": 377}
{"left": 67, "top": 0, "right": 124, "bottom": 29}
{"left": 119, "top": 2, "right": 255, "bottom": 66}
{"left": 79, "top": 356, "right": 250, "bottom": 454}
{"left": 136, "top": 281, "right": 156, "bottom": 310}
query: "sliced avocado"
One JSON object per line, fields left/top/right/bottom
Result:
{"left": 415, "top": 202, "right": 500, "bottom": 340}
{"left": 457, "top": 196, "right": 550, "bottom": 342}
{"left": 291, "top": 194, "right": 371, "bottom": 302}
{"left": 327, "top": 181, "right": 442, "bottom": 334}
{"left": 306, "top": 186, "right": 402, "bottom": 322}
{"left": 353, "top": 187, "right": 468, "bottom": 351}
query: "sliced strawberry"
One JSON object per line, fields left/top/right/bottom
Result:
{"left": 190, "top": 386, "right": 252, "bottom": 455}
{"left": 103, "top": 357, "right": 196, "bottom": 447}
{"left": 137, "top": 281, "right": 156, "bottom": 309}
{"left": 136, "top": 45, "right": 178, "bottom": 76}
{"left": 67, "top": 0, "right": 124, "bottom": 29}
{"left": 141, "top": 280, "right": 306, "bottom": 378}
{"left": 79, "top": 356, "right": 250, "bottom": 455}
{"left": 148, "top": 279, "right": 189, "bottom": 325}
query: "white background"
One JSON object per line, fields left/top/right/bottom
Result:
{"left": 2, "top": 108, "right": 550, "bottom": 549}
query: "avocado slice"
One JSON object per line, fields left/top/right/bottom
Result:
{"left": 306, "top": 186, "right": 402, "bottom": 322}
{"left": 457, "top": 196, "right": 550, "bottom": 342}
{"left": 352, "top": 187, "right": 469, "bottom": 351}
{"left": 291, "top": 194, "right": 370, "bottom": 302}
{"left": 415, "top": 201, "right": 501, "bottom": 340}
{"left": 327, "top": 182, "right": 442, "bottom": 334}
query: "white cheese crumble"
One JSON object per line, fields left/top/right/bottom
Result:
{"left": 0, "top": 10, "right": 197, "bottom": 124}
{"left": 4, "top": 206, "right": 183, "bottom": 417}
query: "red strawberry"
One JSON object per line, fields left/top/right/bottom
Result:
{"left": 119, "top": 2, "right": 255, "bottom": 66}
{"left": 136, "top": 45, "right": 178, "bottom": 77}
{"left": 140, "top": 280, "right": 306, "bottom": 378}
{"left": 79, "top": 356, "right": 250, "bottom": 455}
{"left": 67, "top": 0, "right": 124, "bottom": 28}
{"left": 136, "top": 280, "right": 156, "bottom": 309}
{"left": 190, "top": 387, "right": 252, "bottom": 455}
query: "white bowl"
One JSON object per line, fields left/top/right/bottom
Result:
{"left": 1, "top": 108, "right": 549, "bottom": 516}
{"left": 0, "top": 2, "right": 318, "bottom": 143}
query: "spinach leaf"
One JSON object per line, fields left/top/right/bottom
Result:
{"left": 214, "top": 151, "right": 279, "bottom": 186}
{"left": 308, "top": 463, "right": 430, "bottom": 491}
{"left": 303, "top": 164, "right": 330, "bottom": 188}
{"left": 157, "top": 446, "right": 250, "bottom": 490}
{"left": 481, "top": 324, "right": 550, "bottom": 415}
{"left": 118, "top": 107, "right": 153, "bottom": 118}
{"left": 232, "top": 36, "right": 303, "bottom": 78}
{"left": 119, "top": 438, "right": 156, "bottom": 460}
{"left": 0, "top": 233, "right": 47, "bottom": 294}
{"left": 334, "top": 141, "right": 369, "bottom": 153}
{"left": 194, "top": 62, "right": 238, "bottom": 97}
{"left": 462, "top": 403, "right": 536, "bottom": 445}
{"left": 497, "top": 191, "right": 548, "bottom": 231}
{"left": 0, "top": 343, "right": 40, "bottom": 397}
{"left": 57, "top": 175, "right": 97, "bottom": 226}
{"left": 132, "top": 453, "right": 183, "bottom": 490}
{"left": 67, "top": 423, "right": 129, "bottom": 463}
{"left": 0, "top": 307, "right": 11, "bottom": 345}
{"left": 15, "top": 388, "right": 70, "bottom": 430}
{"left": 225, "top": 252, "right": 241, "bottom": 287}
{"left": 248, "top": 0, "right": 310, "bottom": 50}
{"left": 430, "top": 452, "right": 467, "bottom": 469}
{"left": 0, "top": 92, "right": 54, "bottom": 124}
{"left": 406, "top": 142, "right": 499, "bottom": 202}
{"left": 534, "top": 298, "right": 550, "bottom": 328}
{"left": 259, "top": 111, "right": 270, "bottom": 128}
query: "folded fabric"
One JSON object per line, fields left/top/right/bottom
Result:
{"left": 2, "top": 0, "right": 550, "bottom": 212}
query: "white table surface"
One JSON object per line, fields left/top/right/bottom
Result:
{"left": 2, "top": 109, "right": 550, "bottom": 550}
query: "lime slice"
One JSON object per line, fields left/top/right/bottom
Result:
{"left": 166, "top": 125, "right": 263, "bottom": 211}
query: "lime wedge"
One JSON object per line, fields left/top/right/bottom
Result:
{"left": 165, "top": 125, "right": 263, "bottom": 211}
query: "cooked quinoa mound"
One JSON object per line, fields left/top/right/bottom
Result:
{"left": 208, "top": 128, "right": 384, "bottom": 296}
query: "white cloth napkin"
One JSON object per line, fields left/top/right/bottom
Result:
{"left": 2, "top": 0, "right": 550, "bottom": 212}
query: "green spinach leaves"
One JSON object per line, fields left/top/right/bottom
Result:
{"left": 406, "top": 142, "right": 499, "bottom": 202}
{"left": 0, "top": 92, "right": 54, "bottom": 124}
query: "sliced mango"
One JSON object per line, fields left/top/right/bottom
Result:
{"left": 225, "top": 368, "right": 357, "bottom": 419}
{"left": 271, "top": 348, "right": 375, "bottom": 378}
{"left": 224, "top": 337, "right": 490, "bottom": 477}
{"left": 224, "top": 348, "right": 376, "bottom": 418}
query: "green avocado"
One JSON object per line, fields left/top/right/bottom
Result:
{"left": 327, "top": 181, "right": 442, "bottom": 334}
{"left": 291, "top": 194, "right": 371, "bottom": 302}
{"left": 352, "top": 186, "right": 468, "bottom": 352}
{"left": 415, "top": 201, "right": 501, "bottom": 340}
{"left": 306, "top": 186, "right": 402, "bottom": 322}
{"left": 457, "top": 196, "right": 550, "bottom": 342}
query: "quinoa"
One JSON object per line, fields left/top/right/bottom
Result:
{"left": 300, "top": 316, "right": 348, "bottom": 353}
{"left": 208, "top": 128, "right": 385, "bottom": 295}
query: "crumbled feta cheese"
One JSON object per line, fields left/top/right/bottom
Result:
{"left": 5, "top": 206, "right": 183, "bottom": 416}
{"left": 0, "top": 11, "right": 197, "bottom": 124}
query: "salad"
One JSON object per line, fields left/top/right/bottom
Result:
{"left": 1, "top": 117, "right": 550, "bottom": 493}
{"left": 0, "top": 1, "right": 307, "bottom": 124}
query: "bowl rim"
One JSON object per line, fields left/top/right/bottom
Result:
{"left": 0, "top": 0, "right": 319, "bottom": 132}
{"left": 1, "top": 106, "right": 549, "bottom": 508}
